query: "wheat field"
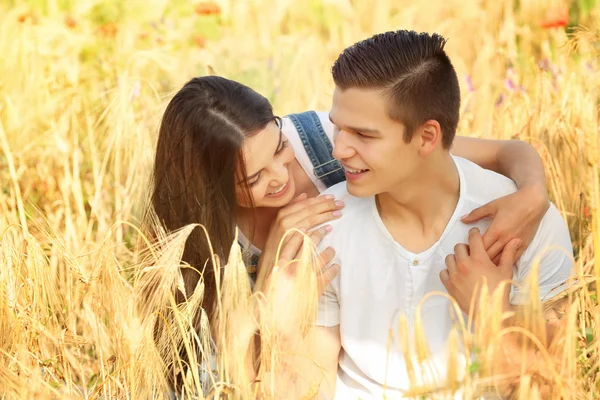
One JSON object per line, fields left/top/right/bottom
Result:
{"left": 0, "top": 0, "right": 599, "bottom": 399}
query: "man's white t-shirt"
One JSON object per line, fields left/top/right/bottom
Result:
{"left": 317, "top": 156, "right": 574, "bottom": 399}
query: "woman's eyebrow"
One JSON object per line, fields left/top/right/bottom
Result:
{"left": 274, "top": 127, "right": 283, "bottom": 153}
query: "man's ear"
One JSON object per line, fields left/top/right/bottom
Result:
{"left": 416, "top": 119, "right": 442, "bottom": 156}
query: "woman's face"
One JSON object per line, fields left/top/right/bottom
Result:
{"left": 236, "top": 119, "right": 297, "bottom": 208}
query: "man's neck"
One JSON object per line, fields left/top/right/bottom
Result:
{"left": 376, "top": 153, "right": 460, "bottom": 252}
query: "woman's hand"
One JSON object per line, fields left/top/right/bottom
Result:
{"left": 460, "top": 184, "right": 549, "bottom": 263}
{"left": 257, "top": 193, "right": 343, "bottom": 284}
{"left": 256, "top": 225, "right": 340, "bottom": 339}
{"left": 255, "top": 222, "right": 339, "bottom": 296}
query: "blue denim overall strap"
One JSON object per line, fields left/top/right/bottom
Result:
{"left": 286, "top": 111, "right": 345, "bottom": 188}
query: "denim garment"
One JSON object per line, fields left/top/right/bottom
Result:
{"left": 286, "top": 111, "right": 345, "bottom": 188}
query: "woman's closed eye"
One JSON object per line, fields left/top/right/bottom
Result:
{"left": 249, "top": 174, "right": 261, "bottom": 187}
{"left": 248, "top": 138, "right": 288, "bottom": 187}
{"left": 276, "top": 137, "right": 289, "bottom": 154}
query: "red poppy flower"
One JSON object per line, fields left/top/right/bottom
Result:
{"left": 540, "top": 6, "right": 569, "bottom": 29}
{"left": 64, "top": 15, "right": 77, "bottom": 29}
{"left": 193, "top": 35, "right": 206, "bottom": 48}
{"left": 195, "top": 2, "right": 221, "bottom": 16}
{"left": 97, "top": 22, "right": 118, "bottom": 38}
{"left": 583, "top": 206, "right": 591, "bottom": 219}
{"left": 17, "top": 12, "right": 37, "bottom": 24}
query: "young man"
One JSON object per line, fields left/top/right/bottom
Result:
{"left": 311, "top": 30, "right": 574, "bottom": 399}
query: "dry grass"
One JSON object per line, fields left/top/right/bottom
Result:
{"left": 0, "top": 0, "right": 598, "bottom": 398}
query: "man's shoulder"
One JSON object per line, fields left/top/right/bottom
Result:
{"left": 319, "top": 182, "right": 374, "bottom": 236}
{"left": 521, "top": 202, "right": 573, "bottom": 262}
{"left": 455, "top": 156, "right": 518, "bottom": 205}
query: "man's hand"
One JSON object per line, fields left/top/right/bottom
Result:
{"left": 440, "top": 227, "right": 522, "bottom": 316}
{"left": 460, "top": 184, "right": 548, "bottom": 263}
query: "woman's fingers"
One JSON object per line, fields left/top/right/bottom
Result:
{"left": 292, "top": 208, "right": 342, "bottom": 233}
{"left": 316, "top": 246, "right": 335, "bottom": 268}
{"left": 277, "top": 230, "right": 305, "bottom": 266}
{"left": 277, "top": 194, "right": 334, "bottom": 217}
{"left": 278, "top": 196, "right": 344, "bottom": 229}
{"left": 308, "top": 224, "right": 333, "bottom": 246}
{"left": 289, "top": 192, "right": 308, "bottom": 204}
{"left": 269, "top": 230, "right": 339, "bottom": 298}
{"left": 278, "top": 224, "right": 332, "bottom": 262}
{"left": 318, "top": 263, "right": 340, "bottom": 295}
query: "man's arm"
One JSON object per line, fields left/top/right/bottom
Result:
{"left": 451, "top": 136, "right": 547, "bottom": 191}
{"left": 510, "top": 202, "right": 574, "bottom": 305}
{"left": 452, "top": 136, "right": 550, "bottom": 261}
{"left": 442, "top": 213, "right": 574, "bottom": 397}
{"left": 441, "top": 209, "right": 574, "bottom": 326}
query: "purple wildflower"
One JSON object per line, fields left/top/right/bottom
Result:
{"left": 130, "top": 81, "right": 141, "bottom": 103}
{"left": 465, "top": 75, "right": 475, "bottom": 92}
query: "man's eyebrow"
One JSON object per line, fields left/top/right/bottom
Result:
{"left": 244, "top": 126, "right": 283, "bottom": 181}
{"left": 328, "top": 113, "right": 379, "bottom": 134}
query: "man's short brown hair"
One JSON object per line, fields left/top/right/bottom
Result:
{"left": 332, "top": 30, "right": 460, "bottom": 148}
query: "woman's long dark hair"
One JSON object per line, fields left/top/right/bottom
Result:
{"left": 149, "top": 75, "right": 275, "bottom": 324}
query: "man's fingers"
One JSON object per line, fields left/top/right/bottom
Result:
{"left": 445, "top": 254, "right": 458, "bottom": 275}
{"left": 514, "top": 244, "right": 526, "bottom": 262}
{"left": 481, "top": 228, "right": 498, "bottom": 250}
{"left": 491, "top": 253, "right": 501, "bottom": 266}
{"left": 460, "top": 203, "right": 495, "bottom": 223}
{"left": 467, "top": 228, "right": 486, "bottom": 256}
{"left": 499, "top": 238, "right": 522, "bottom": 272}
{"left": 453, "top": 243, "right": 469, "bottom": 263}
{"left": 439, "top": 269, "right": 451, "bottom": 288}
{"left": 486, "top": 239, "right": 506, "bottom": 264}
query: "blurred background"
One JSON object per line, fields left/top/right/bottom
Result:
{"left": 0, "top": 0, "right": 598, "bottom": 398}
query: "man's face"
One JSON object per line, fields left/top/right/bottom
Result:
{"left": 330, "top": 86, "right": 422, "bottom": 198}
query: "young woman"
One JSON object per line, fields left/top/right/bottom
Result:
{"left": 148, "top": 75, "right": 550, "bottom": 393}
